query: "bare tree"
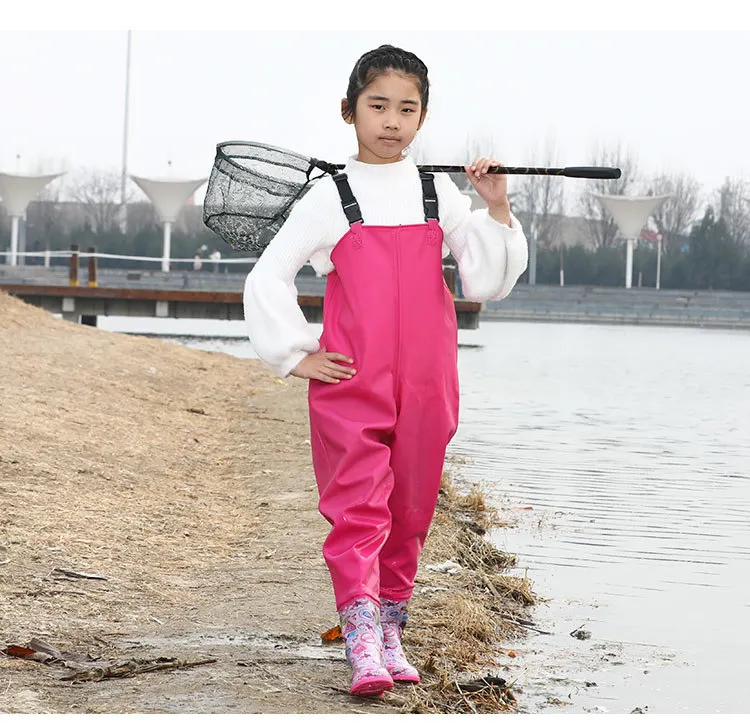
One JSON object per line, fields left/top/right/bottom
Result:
{"left": 650, "top": 173, "right": 703, "bottom": 234}
{"left": 127, "top": 200, "right": 159, "bottom": 235}
{"left": 27, "top": 169, "right": 67, "bottom": 245}
{"left": 577, "top": 143, "right": 639, "bottom": 248}
{"left": 515, "top": 141, "right": 565, "bottom": 249}
{"left": 66, "top": 168, "right": 130, "bottom": 233}
{"left": 646, "top": 172, "right": 703, "bottom": 253}
{"left": 715, "top": 176, "right": 750, "bottom": 247}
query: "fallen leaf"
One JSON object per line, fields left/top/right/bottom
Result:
{"left": 321, "top": 625, "right": 343, "bottom": 643}
{"left": 3, "top": 645, "right": 39, "bottom": 660}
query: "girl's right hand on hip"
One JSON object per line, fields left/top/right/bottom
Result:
{"left": 291, "top": 349, "right": 357, "bottom": 384}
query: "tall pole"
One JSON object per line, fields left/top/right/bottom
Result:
{"left": 162, "top": 221, "right": 172, "bottom": 272}
{"left": 120, "top": 30, "right": 132, "bottom": 233}
{"left": 528, "top": 227, "right": 538, "bottom": 286}
{"left": 625, "top": 238, "right": 635, "bottom": 289}
{"left": 10, "top": 216, "right": 20, "bottom": 266}
{"left": 656, "top": 233, "right": 662, "bottom": 290}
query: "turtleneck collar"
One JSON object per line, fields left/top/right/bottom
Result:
{"left": 344, "top": 154, "right": 417, "bottom": 176}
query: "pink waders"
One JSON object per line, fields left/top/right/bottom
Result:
{"left": 308, "top": 172, "right": 459, "bottom": 612}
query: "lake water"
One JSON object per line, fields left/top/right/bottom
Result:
{"left": 99, "top": 315, "right": 750, "bottom": 714}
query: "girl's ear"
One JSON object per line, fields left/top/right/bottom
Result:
{"left": 341, "top": 98, "right": 354, "bottom": 124}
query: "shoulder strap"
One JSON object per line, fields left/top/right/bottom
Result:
{"left": 333, "top": 170, "right": 439, "bottom": 225}
{"left": 332, "top": 173, "right": 363, "bottom": 225}
{"left": 419, "top": 171, "right": 440, "bottom": 222}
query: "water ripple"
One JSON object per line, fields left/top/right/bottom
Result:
{"left": 450, "top": 321, "right": 750, "bottom": 672}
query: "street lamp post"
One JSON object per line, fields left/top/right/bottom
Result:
{"left": 656, "top": 232, "right": 663, "bottom": 290}
{"left": 528, "top": 226, "right": 537, "bottom": 286}
{"left": 120, "top": 30, "right": 132, "bottom": 233}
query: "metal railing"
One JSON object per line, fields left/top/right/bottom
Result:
{"left": 2, "top": 249, "right": 258, "bottom": 267}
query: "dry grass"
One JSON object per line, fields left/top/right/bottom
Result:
{"left": 391, "top": 472, "right": 537, "bottom": 713}
{"left": 0, "top": 290, "right": 288, "bottom": 642}
{"left": 0, "top": 290, "right": 538, "bottom": 714}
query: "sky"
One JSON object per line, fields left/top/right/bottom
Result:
{"left": 1, "top": 8, "right": 749, "bottom": 212}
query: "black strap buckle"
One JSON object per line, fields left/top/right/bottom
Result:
{"left": 419, "top": 172, "right": 440, "bottom": 221}
{"left": 333, "top": 170, "right": 439, "bottom": 226}
{"left": 332, "top": 173, "right": 363, "bottom": 225}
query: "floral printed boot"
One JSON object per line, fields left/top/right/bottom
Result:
{"left": 380, "top": 599, "right": 420, "bottom": 683}
{"left": 339, "top": 597, "right": 394, "bottom": 696}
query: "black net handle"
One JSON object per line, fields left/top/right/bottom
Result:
{"left": 314, "top": 160, "right": 621, "bottom": 180}
{"left": 215, "top": 143, "right": 621, "bottom": 180}
{"left": 422, "top": 165, "right": 621, "bottom": 179}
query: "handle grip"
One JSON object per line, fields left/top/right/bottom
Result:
{"left": 562, "top": 166, "right": 621, "bottom": 180}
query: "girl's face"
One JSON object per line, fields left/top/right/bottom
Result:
{"left": 343, "top": 70, "right": 426, "bottom": 165}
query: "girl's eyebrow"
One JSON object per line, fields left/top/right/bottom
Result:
{"left": 366, "top": 95, "right": 419, "bottom": 106}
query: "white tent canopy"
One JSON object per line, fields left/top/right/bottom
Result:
{"left": 596, "top": 194, "right": 670, "bottom": 289}
{"left": 0, "top": 172, "right": 64, "bottom": 266}
{"left": 130, "top": 175, "right": 207, "bottom": 271}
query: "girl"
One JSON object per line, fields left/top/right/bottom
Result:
{"left": 243, "top": 44, "right": 528, "bottom": 697}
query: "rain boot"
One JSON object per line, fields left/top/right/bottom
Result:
{"left": 380, "top": 599, "right": 420, "bottom": 683}
{"left": 339, "top": 597, "right": 394, "bottom": 696}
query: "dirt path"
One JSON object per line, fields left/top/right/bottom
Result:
{"left": 0, "top": 291, "right": 534, "bottom": 714}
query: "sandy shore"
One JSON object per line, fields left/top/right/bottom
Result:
{"left": 0, "top": 290, "right": 535, "bottom": 714}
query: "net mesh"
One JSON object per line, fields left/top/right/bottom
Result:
{"left": 203, "top": 142, "right": 331, "bottom": 252}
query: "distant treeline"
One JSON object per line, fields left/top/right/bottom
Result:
{"left": 528, "top": 207, "right": 750, "bottom": 291}
{"left": 6, "top": 205, "right": 750, "bottom": 292}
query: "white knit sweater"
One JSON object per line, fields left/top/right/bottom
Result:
{"left": 243, "top": 154, "right": 529, "bottom": 377}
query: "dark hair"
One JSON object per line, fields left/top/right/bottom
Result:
{"left": 343, "top": 44, "right": 429, "bottom": 120}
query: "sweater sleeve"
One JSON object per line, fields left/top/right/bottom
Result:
{"left": 243, "top": 180, "right": 335, "bottom": 377}
{"left": 434, "top": 173, "right": 529, "bottom": 302}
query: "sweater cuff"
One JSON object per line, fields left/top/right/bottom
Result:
{"left": 278, "top": 350, "right": 310, "bottom": 379}
{"left": 485, "top": 208, "right": 522, "bottom": 232}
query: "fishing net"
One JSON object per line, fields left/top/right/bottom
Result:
{"left": 202, "top": 140, "right": 621, "bottom": 252}
{"left": 203, "top": 141, "right": 338, "bottom": 252}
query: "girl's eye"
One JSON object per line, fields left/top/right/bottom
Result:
{"left": 402, "top": 108, "right": 415, "bottom": 113}
{"left": 372, "top": 105, "right": 385, "bottom": 110}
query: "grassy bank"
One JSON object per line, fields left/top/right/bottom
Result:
{"left": 0, "top": 290, "right": 535, "bottom": 714}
